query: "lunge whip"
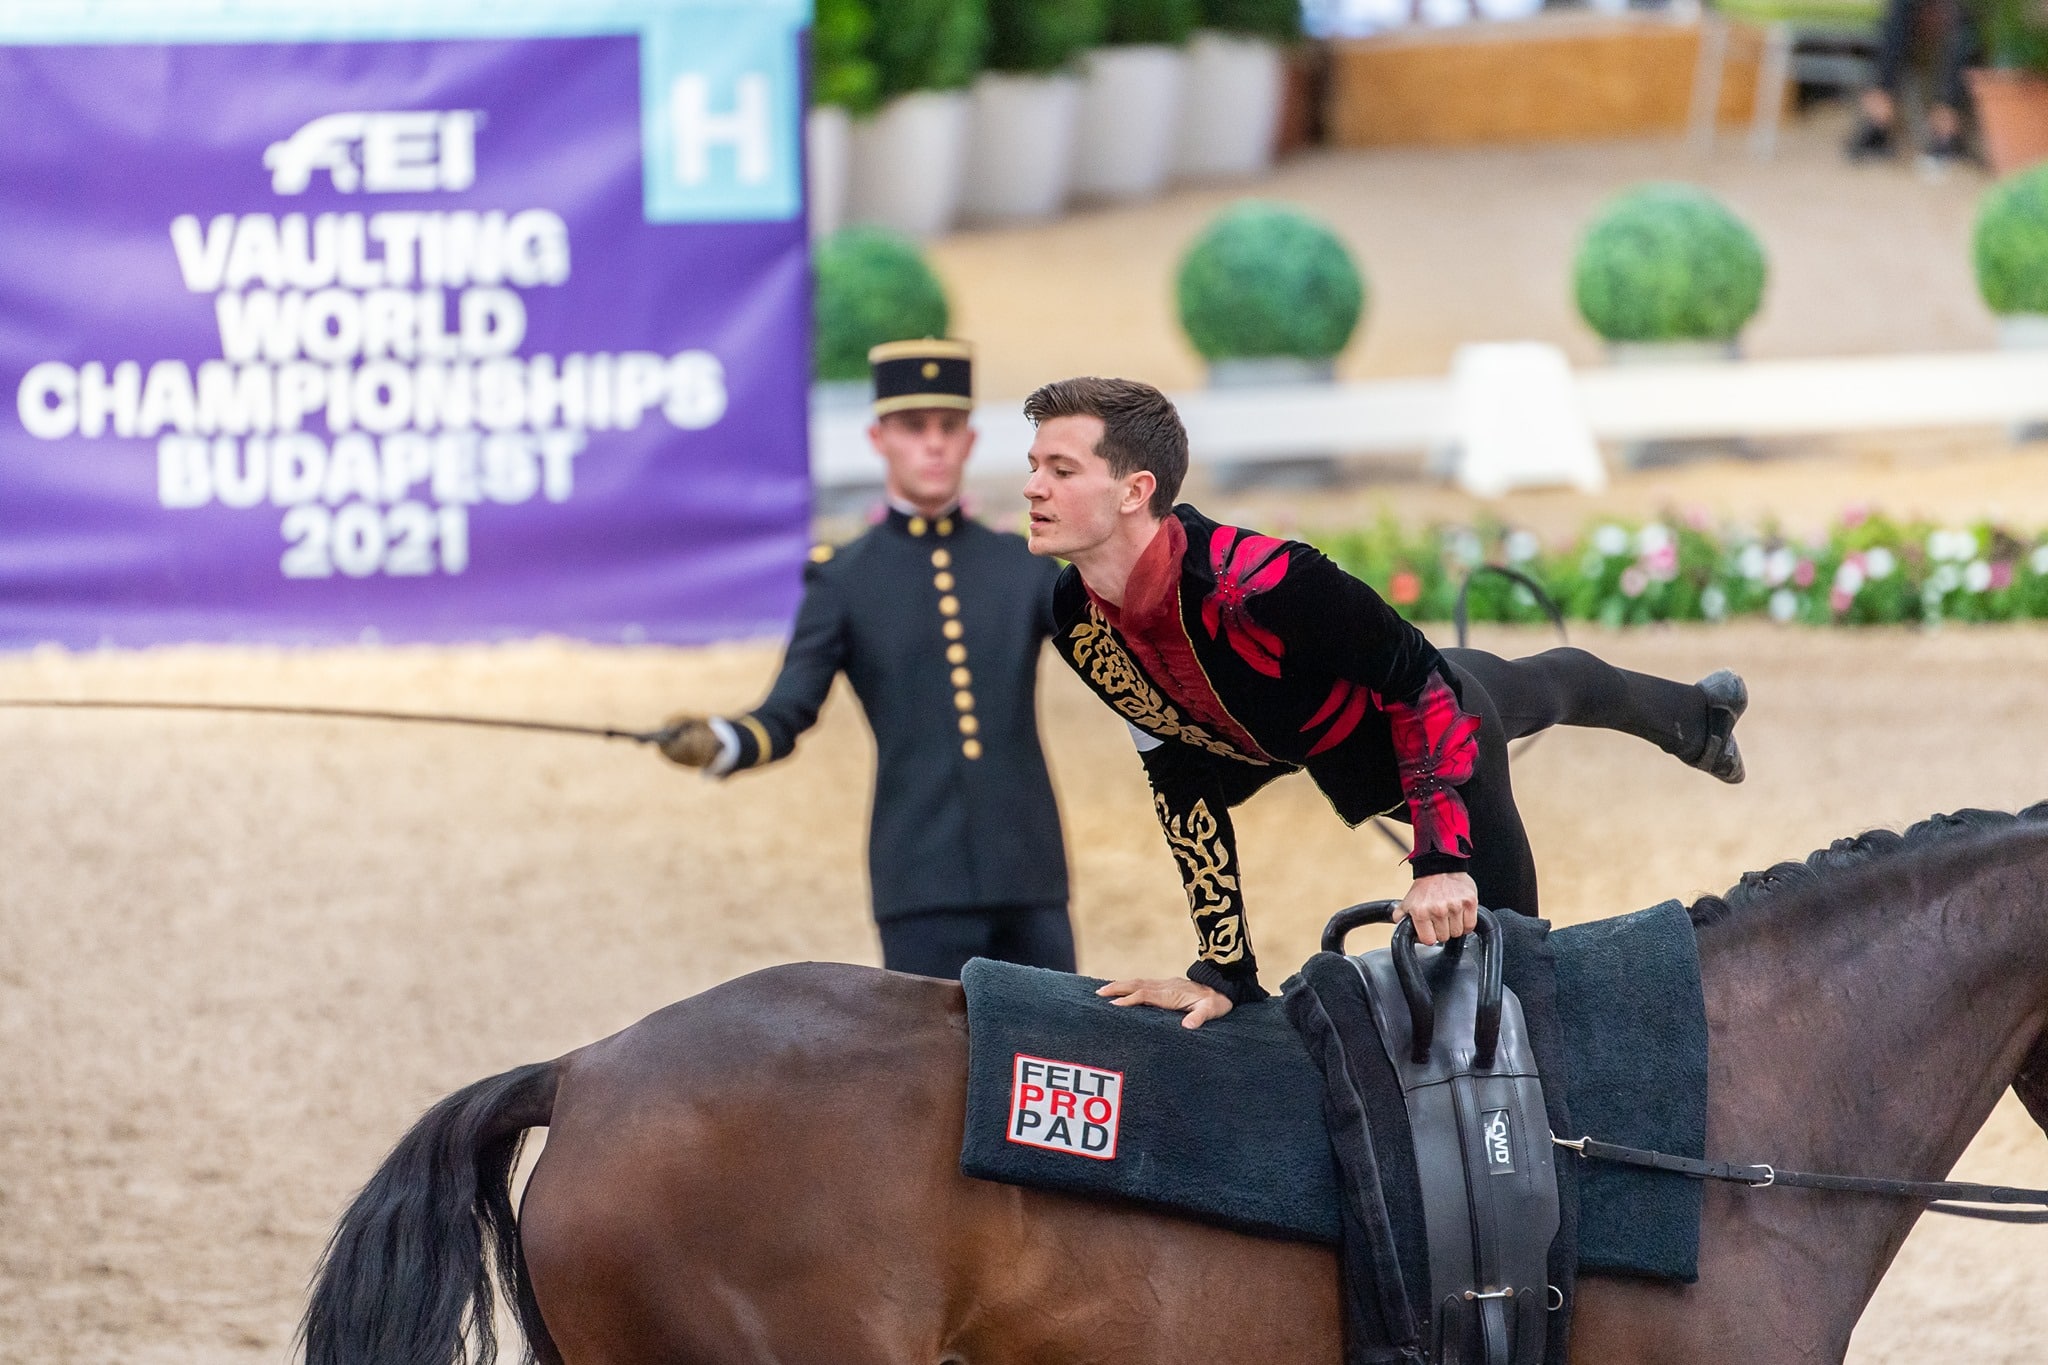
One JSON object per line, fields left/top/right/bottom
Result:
{"left": 0, "top": 698, "right": 677, "bottom": 746}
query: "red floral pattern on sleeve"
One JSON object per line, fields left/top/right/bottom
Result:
{"left": 1384, "top": 674, "right": 1482, "bottom": 863}
{"left": 1201, "top": 527, "right": 1290, "bottom": 676}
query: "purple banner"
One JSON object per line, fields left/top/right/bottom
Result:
{"left": 0, "top": 32, "right": 810, "bottom": 646}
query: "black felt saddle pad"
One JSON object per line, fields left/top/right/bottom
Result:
{"left": 958, "top": 958, "right": 1342, "bottom": 1241}
{"left": 958, "top": 900, "right": 1709, "bottom": 1280}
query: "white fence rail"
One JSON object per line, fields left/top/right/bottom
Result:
{"left": 810, "top": 347, "right": 2048, "bottom": 493}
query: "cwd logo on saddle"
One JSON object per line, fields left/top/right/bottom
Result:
{"left": 1482, "top": 1107, "right": 1516, "bottom": 1175}
{"left": 1008, "top": 1053, "right": 1122, "bottom": 1160}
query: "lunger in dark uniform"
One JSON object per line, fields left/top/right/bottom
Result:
{"left": 659, "top": 340, "right": 1072, "bottom": 979}
{"left": 1018, "top": 376, "right": 1746, "bottom": 1025}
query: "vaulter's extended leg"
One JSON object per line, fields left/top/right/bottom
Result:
{"left": 1441, "top": 661, "right": 1542, "bottom": 918}
{"left": 1442, "top": 647, "right": 1747, "bottom": 783}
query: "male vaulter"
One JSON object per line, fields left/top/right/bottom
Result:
{"left": 657, "top": 341, "right": 1073, "bottom": 979}
{"left": 1020, "top": 377, "right": 1745, "bottom": 1027}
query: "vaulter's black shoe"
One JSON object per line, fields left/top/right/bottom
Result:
{"left": 1693, "top": 669, "right": 1748, "bottom": 785}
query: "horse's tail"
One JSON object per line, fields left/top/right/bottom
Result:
{"left": 300, "top": 1058, "right": 561, "bottom": 1365}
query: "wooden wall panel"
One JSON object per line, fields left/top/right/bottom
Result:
{"left": 1329, "top": 14, "right": 1775, "bottom": 148}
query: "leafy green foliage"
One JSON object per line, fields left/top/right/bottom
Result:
{"left": 1175, "top": 201, "right": 1365, "bottom": 361}
{"left": 987, "top": 0, "right": 1104, "bottom": 73}
{"left": 1573, "top": 183, "right": 1767, "bottom": 343}
{"left": 813, "top": 0, "right": 882, "bottom": 113}
{"left": 871, "top": 0, "right": 990, "bottom": 100}
{"left": 1102, "top": 0, "right": 1201, "bottom": 46}
{"left": 1199, "top": 0, "right": 1304, "bottom": 42}
{"left": 1974, "top": 163, "right": 2048, "bottom": 315}
{"left": 1976, "top": 0, "right": 2048, "bottom": 74}
{"left": 1308, "top": 511, "right": 2048, "bottom": 628}
{"left": 813, "top": 228, "right": 951, "bottom": 382}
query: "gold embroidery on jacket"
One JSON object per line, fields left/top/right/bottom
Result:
{"left": 1067, "top": 608, "right": 1263, "bottom": 763}
{"left": 1156, "top": 794, "right": 1248, "bottom": 966}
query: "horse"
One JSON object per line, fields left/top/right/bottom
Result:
{"left": 303, "top": 804, "right": 2048, "bottom": 1365}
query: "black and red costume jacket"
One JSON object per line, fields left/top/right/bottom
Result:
{"left": 1051, "top": 505, "right": 1482, "bottom": 1004}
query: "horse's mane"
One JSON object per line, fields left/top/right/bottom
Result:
{"left": 1686, "top": 799, "right": 2048, "bottom": 927}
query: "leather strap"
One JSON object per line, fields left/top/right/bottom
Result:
{"left": 1559, "top": 1135, "right": 2048, "bottom": 1223}
{"left": 1451, "top": 564, "right": 1567, "bottom": 651}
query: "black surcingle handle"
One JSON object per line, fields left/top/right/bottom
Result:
{"left": 1394, "top": 908, "right": 1505, "bottom": 1070}
{"left": 1319, "top": 899, "right": 1402, "bottom": 954}
{"left": 1324, "top": 901, "right": 1503, "bottom": 1070}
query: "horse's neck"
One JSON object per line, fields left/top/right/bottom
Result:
{"left": 1700, "top": 842, "right": 2048, "bottom": 1179}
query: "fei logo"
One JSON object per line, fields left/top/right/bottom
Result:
{"left": 263, "top": 112, "right": 480, "bottom": 196}
{"left": 1008, "top": 1053, "right": 1122, "bottom": 1160}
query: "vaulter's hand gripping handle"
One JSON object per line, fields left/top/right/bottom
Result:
{"left": 1319, "top": 901, "right": 1505, "bottom": 1071}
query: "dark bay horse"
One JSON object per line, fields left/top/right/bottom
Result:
{"left": 304, "top": 806, "right": 2048, "bottom": 1364}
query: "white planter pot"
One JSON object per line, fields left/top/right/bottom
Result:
{"left": 1204, "top": 357, "right": 1343, "bottom": 488}
{"left": 1996, "top": 315, "right": 2048, "bottom": 439}
{"left": 1072, "top": 45, "right": 1187, "bottom": 204}
{"left": 960, "top": 72, "right": 1082, "bottom": 226}
{"left": 848, "top": 91, "right": 971, "bottom": 238}
{"left": 1173, "top": 33, "right": 1285, "bottom": 181}
{"left": 1997, "top": 313, "right": 2048, "bottom": 349}
{"left": 811, "top": 379, "right": 872, "bottom": 412}
{"left": 1605, "top": 339, "right": 1745, "bottom": 466}
{"left": 807, "top": 106, "right": 851, "bottom": 242}
{"left": 1606, "top": 339, "right": 1742, "bottom": 365}
{"left": 1206, "top": 356, "right": 1336, "bottom": 386}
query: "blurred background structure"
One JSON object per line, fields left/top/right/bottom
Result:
{"left": 814, "top": 0, "right": 2048, "bottom": 538}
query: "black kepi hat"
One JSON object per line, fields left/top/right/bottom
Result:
{"left": 869, "top": 338, "right": 973, "bottom": 416}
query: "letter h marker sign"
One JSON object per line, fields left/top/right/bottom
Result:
{"left": 639, "top": 3, "right": 801, "bottom": 224}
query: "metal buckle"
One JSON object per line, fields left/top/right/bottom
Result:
{"left": 1748, "top": 1164, "right": 1776, "bottom": 1188}
{"left": 1552, "top": 1135, "right": 1587, "bottom": 1153}
{"left": 1462, "top": 1288, "right": 1517, "bottom": 1301}
{"left": 1547, "top": 1285, "right": 1565, "bottom": 1311}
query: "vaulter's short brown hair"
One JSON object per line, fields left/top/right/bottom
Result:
{"left": 1022, "top": 377, "right": 1187, "bottom": 517}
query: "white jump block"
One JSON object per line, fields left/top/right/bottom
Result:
{"left": 1449, "top": 342, "right": 1607, "bottom": 497}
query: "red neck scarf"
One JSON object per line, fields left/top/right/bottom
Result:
{"left": 1083, "top": 517, "right": 1268, "bottom": 759}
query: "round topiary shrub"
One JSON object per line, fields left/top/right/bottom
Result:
{"left": 814, "top": 228, "right": 951, "bottom": 382}
{"left": 1103, "top": 0, "right": 1201, "bottom": 46}
{"left": 1176, "top": 201, "right": 1365, "bottom": 362}
{"left": 987, "top": 0, "right": 1104, "bottom": 73}
{"left": 870, "top": 0, "right": 989, "bottom": 101}
{"left": 813, "top": 0, "right": 882, "bottom": 114}
{"left": 1973, "top": 163, "right": 2048, "bottom": 316}
{"left": 1573, "top": 183, "right": 1767, "bottom": 344}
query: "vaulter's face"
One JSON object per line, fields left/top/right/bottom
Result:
{"left": 1023, "top": 414, "right": 1125, "bottom": 559}
{"left": 870, "top": 407, "right": 974, "bottom": 508}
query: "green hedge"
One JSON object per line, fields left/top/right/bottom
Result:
{"left": 813, "top": 0, "right": 882, "bottom": 113}
{"left": 1310, "top": 511, "right": 2048, "bottom": 628}
{"left": 1978, "top": 0, "right": 2048, "bottom": 73}
{"left": 871, "top": 0, "right": 989, "bottom": 100}
{"left": 987, "top": 0, "right": 1103, "bottom": 72}
{"left": 1176, "top": 201, "right": 1365, "bottom": 361}
{"left": 1102, "top": 0, "right": 1201, "bottom": 46}
{"left": 1199, "top": 0, "right": 1303, "bottom": 42}
{"left": 1573, "top": 183, "right": 1767, "bottom": 344}
{"left": 813, "top": 228, "right": 951, "bottom": 382}
{"left": 1974, "top": 162, "right": 2048, "bottom": 316}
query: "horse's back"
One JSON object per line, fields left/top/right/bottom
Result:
{"left": 518, "top": 961, "right": 1341, "bottom": 1364}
